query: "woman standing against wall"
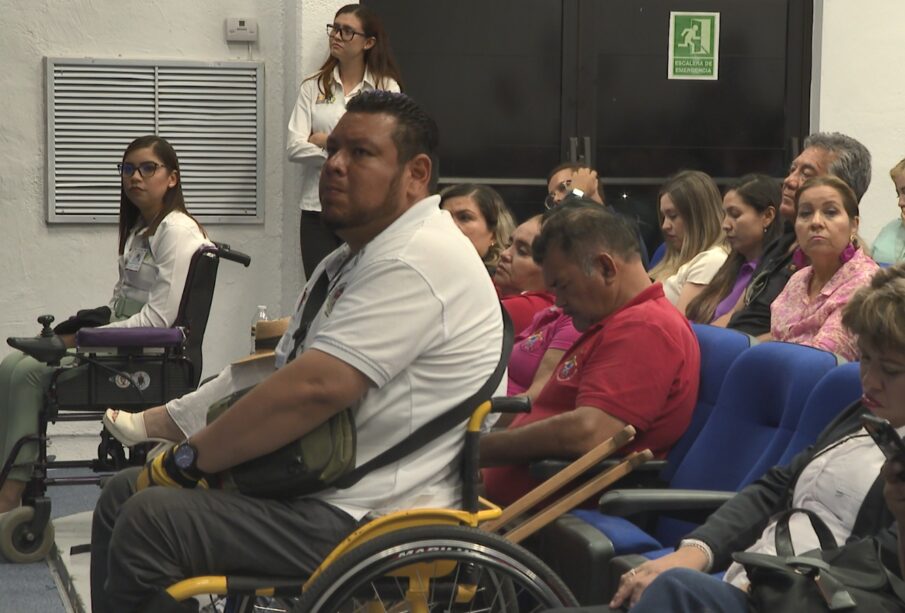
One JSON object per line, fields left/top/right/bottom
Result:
{"left": 287, "top": 4, "right": 403, "bottom": 279}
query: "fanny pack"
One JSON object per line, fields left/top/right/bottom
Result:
{"left": 209, "top": 266, "right": 513, "bottom": 499}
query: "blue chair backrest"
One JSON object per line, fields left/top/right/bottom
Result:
{"left": 772, "top": 361, "right": 862, "bottom": 468}
{"left": 655, "top": 341, "right": 840, "bottom": 545}
{"left": 660, "top": 324, "right": 754, "bottom": 481}
{"left": 648, "top": 242, "right": 666, "bottom": 269}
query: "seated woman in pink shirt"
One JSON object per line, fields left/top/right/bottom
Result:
{"left": 686, "top": 174, "right": 782, "bottom": 325}
{"left": 508, "top": 305, "right": 580, "bottom": 398}
{"left": 770, "top": 175, "right": 878, "bottom": 360}
{"left": 494, "top": 215, "right": 556, "bottom": 334}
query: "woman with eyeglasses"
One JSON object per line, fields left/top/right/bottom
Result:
{"left": 287, "top": 3, "right": 403, "bottom": 279}
{"left": 649, "top": 170, "right": 729, "bottom": 312}
{"left": 686, "top": 174, "right": 782, "bottom": 325}
{"left": 0, "top": 135, "right": 209, "bottom": 513}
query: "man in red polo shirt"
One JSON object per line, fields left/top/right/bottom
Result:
{"left": 481, "top": 203, "right": 700, "bottom": 506}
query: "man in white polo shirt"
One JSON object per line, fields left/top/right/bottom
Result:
{"left": 89, "top": 91, "right": 504, "bottom": 613}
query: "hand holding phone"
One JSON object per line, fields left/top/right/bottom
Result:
{"left": 862, "top": 414, "right": 905, "bottom": 464}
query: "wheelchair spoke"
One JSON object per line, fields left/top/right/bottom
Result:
{"left": 296, "top": 526, "right": 576, "bottom": 612}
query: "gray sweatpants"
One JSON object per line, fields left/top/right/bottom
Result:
{"left": 90, "top": 467, "right": 358, "bottom": 612}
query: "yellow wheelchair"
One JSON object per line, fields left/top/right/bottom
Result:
{"left": 164, "top": 397, "right": 650, "bottom": 612}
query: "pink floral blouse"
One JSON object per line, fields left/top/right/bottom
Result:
{"left": 770, "top": 248, "right": 878, "bottom": 360}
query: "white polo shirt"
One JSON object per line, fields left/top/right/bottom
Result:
{"left": 274, "top": 195, "right": 504, "bottom": 519}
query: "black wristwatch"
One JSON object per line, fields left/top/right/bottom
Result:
{"left": 173, "top": 440, "right": 204, "bottom": 479}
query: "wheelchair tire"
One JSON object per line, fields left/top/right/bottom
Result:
{"left": 0, "top": 506, "right": 55, "bottom": 564}
{"left": 295, "top": 524, "right": 578, "bottom": 612}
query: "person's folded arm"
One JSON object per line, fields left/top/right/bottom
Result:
{"left": 479, "top": 406, "right": 627, "bottom": 467}
{"left": 286, "top": 80, "right": 328, "bottom": 164}
{"left": 192, "top": 348, "right": 370, "bottom": 473}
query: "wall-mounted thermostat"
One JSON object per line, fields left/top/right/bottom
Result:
{"left": 226, "top": 18, "right": 258, "bottom": 42}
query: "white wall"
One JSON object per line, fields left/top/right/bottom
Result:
{"left": 0, "top": 0, "right": 345, "bottom": 378}
{"left": 813, "top": 0, "right": 905, "bottom": 245}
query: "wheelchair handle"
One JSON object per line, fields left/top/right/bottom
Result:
{"left": 490, "top": 396, "right": 531, "bottom": 414}
{"left": 211, "top": 242, "right": 252, "bottom": 267}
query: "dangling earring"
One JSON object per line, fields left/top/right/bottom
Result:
{"left": 792, "top": 247, "right": 809, "bottom": 269}
{"left": 839, "top": 235, "right": 857, "bottom": 264}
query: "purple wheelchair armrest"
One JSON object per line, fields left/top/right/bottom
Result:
{"left": 76, "top": 327, "right": 186, "bottom": 348}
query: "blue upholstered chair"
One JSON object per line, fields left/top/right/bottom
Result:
{"left": 533, "top": 342, "right": 841, "bottom": 604}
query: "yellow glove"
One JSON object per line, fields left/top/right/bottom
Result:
{"left": 135, "top": 443, "right": 212, "bottom": 491}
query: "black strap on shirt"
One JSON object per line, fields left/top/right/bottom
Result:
{"left": 287, "top": 263, "right": 514, "bottom": 491}
{"left": 333, "top": 304, "right": 514, "bottom": 490}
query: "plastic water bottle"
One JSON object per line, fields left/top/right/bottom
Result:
{"left": 250, "top": 305, "right": 269, "bottom": 354}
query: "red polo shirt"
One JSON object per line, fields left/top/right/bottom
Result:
{"left": 483, "top": 283, "right": 700, "bottom": 506}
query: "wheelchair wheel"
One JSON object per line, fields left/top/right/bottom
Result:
{"left": 295, "top": 524, "right": 577, "bottom": 612}
{"left": 0, "top": 506, "right": 55, "bottom": 564}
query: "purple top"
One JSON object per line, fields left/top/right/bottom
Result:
{"left": 711, "top": 259, "right": 758, "bottom": 321}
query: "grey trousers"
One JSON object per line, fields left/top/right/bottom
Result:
{"left": 90, "top": 467, "right": 358, "bottom": 613}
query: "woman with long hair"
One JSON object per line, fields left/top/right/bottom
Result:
{"left": 686, "top": 175, "right": 782, "bottom": 324}
{"left": 649, "top": 170, "right": 728, "bottom": 312}
{"left": 287, "top": 3, "right": 403, "bottom": 279}
{"left": 0, "top": 135, "right": 209, "bottom": 512}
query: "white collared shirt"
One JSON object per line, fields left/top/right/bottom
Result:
{"left": 723, "top": 425, "right": 904, "bottom": 589}
{"left": 104, "top": 211, "right": 210, "bottom": 329}
{"left": 286, "top": 67, "right": 400, "bottom": 211}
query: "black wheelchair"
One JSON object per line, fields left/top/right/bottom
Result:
{"left": 0, "top": 242, "right": 250, "bottom": 563}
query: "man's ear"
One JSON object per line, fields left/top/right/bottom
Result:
{"left": 597, "top": 252, "right": 617, "bottom": 280}
{"left": 407, "top": 153, "right": 432, "bottom": 192}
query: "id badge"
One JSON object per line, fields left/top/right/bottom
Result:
{"left": 125, "top": 247, "right": 148, "bottom": 271}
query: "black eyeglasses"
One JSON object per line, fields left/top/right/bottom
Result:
{"left": 326, "top": 23, "right": 368, "bottom": 42}
{"left": 544, "top": 179, "right": 573, "bottom": 209}
{"left": 118, "top": 162, "right": 165, "bottom": 178}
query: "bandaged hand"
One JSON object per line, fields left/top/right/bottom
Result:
{"left": 135, "top": 444, "right": 212, "bottom": 491}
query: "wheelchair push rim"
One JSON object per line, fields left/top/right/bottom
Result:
{"left": 295, "top": 524, "right": 577, "bottom": 612}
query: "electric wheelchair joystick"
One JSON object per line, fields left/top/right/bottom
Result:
{"left": 6, "top": 314, "right": 68, "bottom": 366}
{"left": 38, "top": 314, "right": 55, "bottom": 337}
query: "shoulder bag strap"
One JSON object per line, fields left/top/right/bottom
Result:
{"left": 287, "top": 269, "right": 331, "bottom": 362}
{"left": 774, "top": 507, "right": 838, "bottom": 557}
{"left": 333, "top": 303, "right": 514, "bottom": 490}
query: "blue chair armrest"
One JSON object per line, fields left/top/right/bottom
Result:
{"left": 598, "top": 489, "right": 735, "bottom": 522}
